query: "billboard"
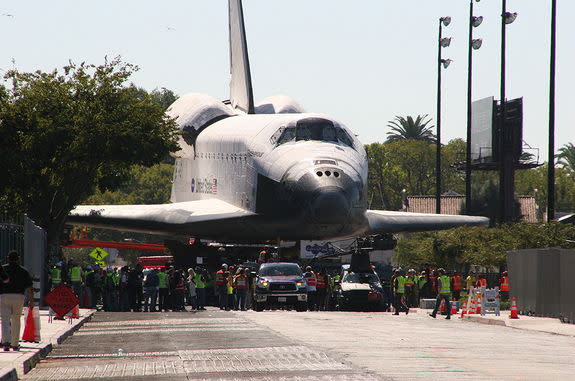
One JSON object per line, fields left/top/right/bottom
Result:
{"left": 493, "top": 97, "right": 523, "bottom": 162}
{"left": 300, "top": 239, "right": 355, "bottom": 259}
{"left": 471, "top": 96, "right": 495, "bottom": 163}
{"left": 300, "top": 240, "right": 335, "bottom": 259}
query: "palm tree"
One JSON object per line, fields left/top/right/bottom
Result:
{"left": 385, "top": 114, "right": 436, "bottom": 143}
{"left": 557, "top": 143, "right": 575, "bottom": 171}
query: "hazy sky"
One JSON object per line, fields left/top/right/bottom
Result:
{"left": 1, "top": 1, "right": 572, "bottom": 161}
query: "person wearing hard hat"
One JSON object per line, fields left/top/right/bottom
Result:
{"left": 429, "top": 268, "right": 452, "bottom": 320}
{"left": 499, "top": 270, "right": 510, "bottom": 301}
{"left": 451, "top": 270, "right": 462, "bottom": 301}
{"left": 215, "top": 264, "right": 228, "bottom": 310}
{"left": 392, "top": 268, "right": 409, "bottom": 315}
{"left": 404, "top": 269, "right": 417, "bottom": 308}
{"left": 50, "top": 262, "right": 62, "bottom": 289}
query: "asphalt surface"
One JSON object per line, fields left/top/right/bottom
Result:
{"left": 243, "top": 309, "right": 575, "bottom": 381}
{"left": 22, "top": 309, "right": 383, "bottom": 381}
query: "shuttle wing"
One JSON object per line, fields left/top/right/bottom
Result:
{"left": 68, "top": 199, "right": 254, "bottom": 237}
{"left": 365, "top": 210, "right": 489, "bottom": 234}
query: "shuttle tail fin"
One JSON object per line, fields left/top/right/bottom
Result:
{"left": 229, "top": 0, "right": 254, "bottom": 114}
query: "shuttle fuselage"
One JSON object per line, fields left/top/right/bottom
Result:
{"left": 171, "top": 113, "right": 369, "bottom": 240}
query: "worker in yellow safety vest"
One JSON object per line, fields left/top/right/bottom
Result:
{"left": 69, "top": 263, "right": 83, "bottom": 302}
{"left": 50, "top": 262, "right": 62, "bottom": 289}
{"left": 157, "top": 268, "right": 169, "bottom": 311}
{"left": 404, "top": 269, "right": 417, "bottom": 308}
{"left": 194, "top": 267, "right": 207, "bottom": 310}
{"left": 226, "top": 269, "right": 235, "bottom": 311}
{"left": 429, "top": 268, "right": 452, "bottom": 320}
{"left": 392, "top": 268, "right": 409, "bottom": 315}
{"left": 466, "top": 271, "right": 476, "bottom": 292}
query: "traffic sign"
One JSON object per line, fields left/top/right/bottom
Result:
{"left": 89, "top": 247, "right": 109, "bottom": 262}
{"left": 45, "top": 284, "right": 80, "bottom": 318}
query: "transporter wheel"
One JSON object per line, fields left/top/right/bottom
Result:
{"left": 253, "top": 302, "right": 264, "bottom": 312}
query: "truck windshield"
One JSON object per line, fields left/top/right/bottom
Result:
{"left": 259, "top": 264, "right": 302, "bottom": 277}
{"left": 343, "top": 273, "right": 379, "bottom": 284}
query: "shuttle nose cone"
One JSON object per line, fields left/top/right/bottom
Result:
{"left": 311, "top": 188, "right": 351, "bottom": 224}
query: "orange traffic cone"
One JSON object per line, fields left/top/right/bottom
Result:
{"left": 22, "top": 307, "right": 39, "bottom": 342}
{"left": 460, "top": 299, "right": 467, "bottom": 317}
{"left": 476, "top": 293, "right": 482, "bottom": 314}
{"left": 439, "top": 298, "right": 446, "bottom": 314}
{"left": 509, "top": 297, "right": 520, "bottom": 319}
{"left": 450, "top": 298, "right": 458, "bottom": 315}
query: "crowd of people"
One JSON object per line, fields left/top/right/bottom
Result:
{"left": 50, "top": 261, "right": 218, "bottom": 312}
{"left": 49, "top": 259, "right": 510, "bottom": 314}
{"left": 389, "top": 267, "right": 510, "bottom": 317}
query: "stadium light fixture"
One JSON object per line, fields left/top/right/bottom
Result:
{"left": 472, "top": 16, "right": 483, "bottom": 27}
{"left": 440, "top": 37, "right": 452, "bottom": 48}
{"left": 441, "top": 59, "right": 453, "bottom": 69}
{"left": 472, "top": 38, "right": 483, "bottom": 50}
{"left": 504, "top": 12, "right": 518, "bottom": 24}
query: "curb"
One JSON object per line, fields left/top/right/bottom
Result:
{"left": 0, "top": 310, "right": 95, "bottom": 381}
{"left": 0, "top": 368, "right": 17, "bottom": 381}
{"left": 461, "top": 314, "right": 507, "bottom": 326}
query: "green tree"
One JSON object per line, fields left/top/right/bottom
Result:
{"left": 385, "top": 115, "right": 436, "bottom": 143}
{"left": 557, "top": 143, "right": 575, "bottom": 171}
{"left": 515, "top": 164, "right": 575, "bottom": 214}
{"left": 366, "top": 139, "right": 465, "bottom": 210}
{"left": 81, "top": 162, "right": 174, "bottom": 244}
{"left": 86, "top": 163, "right": 173, "bottom": 205}
{"left": 129, "top": 85, "right": 178, "bottom": 111}
{"left": 0, "top": 58, "right": 179, "bottom": 262}
{"left": 395, "top": 222, "right": 575, "bottom": 269}
{"left": 151, "top": 88, "right": 178, "bottom": 110}
{"left": 440, "top": 138, "right": 466, "bottom": 194}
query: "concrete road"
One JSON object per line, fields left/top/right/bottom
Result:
{"left": 21, "top": 308, "right": 575, "bottom": 380}
{"left": 242, "top": 309, "right": 575, "bottom": 381}
{"left": 22, "top": 309, "right": 382, "bottom": 381}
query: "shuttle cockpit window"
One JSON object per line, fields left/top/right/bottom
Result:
{"left": 270, "top": 118, "right": 355, "bottom": 149}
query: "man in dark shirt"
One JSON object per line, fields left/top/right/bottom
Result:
{"left": 0, "top": 250, "right": 33, "bottom": 351}
{"left": 143, "top": 269, "right": 159, "bottom": 312}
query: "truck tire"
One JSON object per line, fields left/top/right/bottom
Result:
{"left": 253, "top": 302, "right": 264, "bottom": 312}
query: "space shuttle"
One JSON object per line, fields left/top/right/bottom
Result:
{"left": 67, "top": 0, "right": 488, "bottom": 242}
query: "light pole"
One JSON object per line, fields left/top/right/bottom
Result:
{"left": 436, "top": 16, "right": 452, "bottom": 214}
{"left": 465, "top": 0, "right": 483, "bottom": 214}
{"left": 498, "top": 0, "right": 518, "bottom": 223}
{"left": 548, "top": 0, "right": 557, "bottom": 222}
